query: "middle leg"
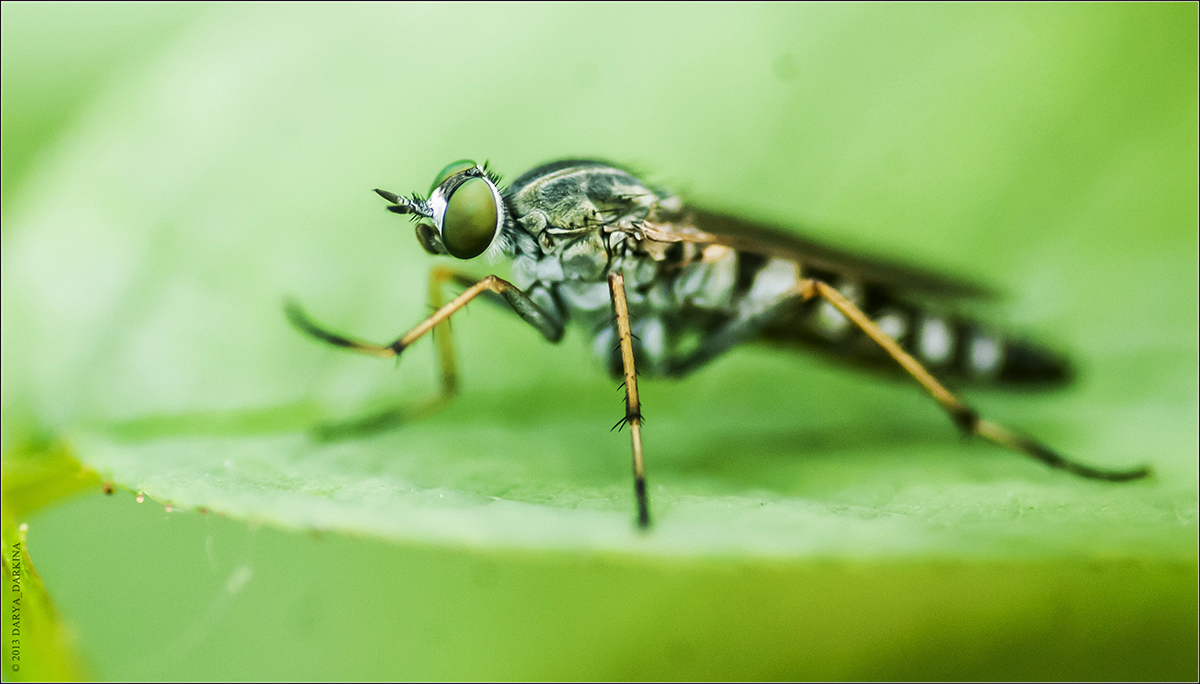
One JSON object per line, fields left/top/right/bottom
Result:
{"left": 609, "top": 271, "right": 651, "bottom": 529}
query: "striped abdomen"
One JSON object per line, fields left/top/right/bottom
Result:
{"left": 757, "top": 259, "right": 1072, "bottom": 387}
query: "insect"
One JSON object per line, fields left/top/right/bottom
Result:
{"left": 287, "top": 159, "right": 1151, "bottom": 529}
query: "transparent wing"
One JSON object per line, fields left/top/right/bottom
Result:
{"left": 642, "top": 206, "right": 997, "bottom": 300}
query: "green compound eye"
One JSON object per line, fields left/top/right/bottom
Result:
{"left": 430, "top": 159, "right": 477, "bottom": 193}
{"left": 442, "top": 176, "right": 499, "bottom": 259}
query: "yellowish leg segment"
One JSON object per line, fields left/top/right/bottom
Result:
{"left": 803, "top": 279, "right": 1151, "bottom": 482}
{"left": 609, "top": 271, "right": 651, "bottom": 528}
{"left": 287, "top": 267, "right": 562, "bottom": 439}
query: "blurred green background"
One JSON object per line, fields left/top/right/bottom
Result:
{"left": 2, "top": 3, "right": 1196, "bottom": 680}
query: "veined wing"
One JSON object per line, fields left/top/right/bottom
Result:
{"left": 639, "top": 205, "right": 1075, "bottom": 387}
{"left": 642, "top": 206, "right": 997, "bottom": 301}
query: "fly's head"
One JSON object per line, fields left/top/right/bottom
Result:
{"left": 375, "top": 160, "right": 510, "bottom": 260}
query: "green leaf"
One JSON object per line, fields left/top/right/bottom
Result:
{"left": 2, "top": 442, "right": 95, "bottom": 682}
{"left": 2, "top": 3, "right": 1196, "bottom": 679}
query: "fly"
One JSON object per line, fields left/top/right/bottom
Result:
{"left": 287, "top": 159, "right": 1151, "bottom": 529}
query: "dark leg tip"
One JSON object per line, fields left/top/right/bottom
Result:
{"left": 284, "top": 299, "right": 325, "bottom": 339}
{"left": 1019, "top": 437, "right": 1154, "bottom": 482}
{"left": 634, "top": 478, "right": 651, "bottom": 530}
{"left": 636, "top": 508, "right": 651, "bottom": 530}
{"left": 283, "top": 298, "right": 306, "bottom": 324}
{"left": 311, "top": 406, "right": 407, "bottom": 442}
{"left": 1090, "top": 463, "right": 1154, "bottom": 482}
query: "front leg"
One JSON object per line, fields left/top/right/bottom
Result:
{"left": 288, "top": 273, "right": 563, "bottom": 357}
{"left": 286, "top": 269, "right": 564, "bottom": 438}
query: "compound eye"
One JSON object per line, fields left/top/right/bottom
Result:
{"left": 430, "top": 159, "right": 477, "bottom": 193}
{"left": 442, "top": 177, "right": 499, "bottom": 259}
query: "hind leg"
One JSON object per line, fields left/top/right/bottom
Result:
{"left": 801, "top": 278, "right": 1150, "bottom": 481}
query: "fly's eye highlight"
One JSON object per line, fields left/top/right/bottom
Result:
{"left": 431, "top": 159, "right": 478, "bottom": 193}
{"left": 442, "top": 176, "right": 499, "bottom": 259}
